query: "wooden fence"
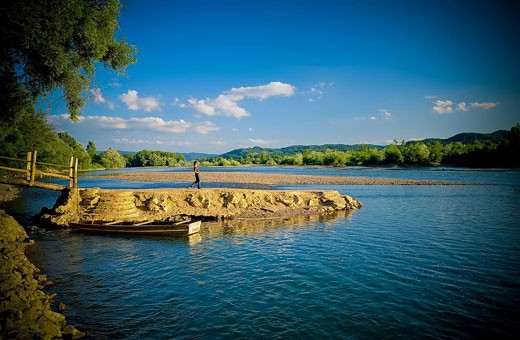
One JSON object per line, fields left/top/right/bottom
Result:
{"left": 0, "top": 149, "right": 78, "bottom": 190}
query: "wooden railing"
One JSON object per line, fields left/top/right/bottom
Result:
{"left": 0, "top": 149, "right": 78, "bottom": 190}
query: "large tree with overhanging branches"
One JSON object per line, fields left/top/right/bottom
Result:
{"left": 0, "top": 0, "right": 136, "bottom": 121}
{"left": 0, "top": 0, "right": 136, "bottom": 159}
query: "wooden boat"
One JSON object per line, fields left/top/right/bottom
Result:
{"left": 69, "top": 219, "right": 201, "bottom": 236}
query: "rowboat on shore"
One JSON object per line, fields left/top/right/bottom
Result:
{"left": 69, "top": 219, "right": 201, "bottom": 236}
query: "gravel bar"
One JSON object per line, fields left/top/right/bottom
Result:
{"left": 94, "top": 171, "right": 472, "bottom": 186}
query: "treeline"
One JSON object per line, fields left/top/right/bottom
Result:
{"left": 202, "top": 123, "right": 520, "bottom": 168}
{"left": 0, "top": 109, "right": 185, "bottom": 170}
{"left": 1, "top": 110, "right": 519, "bottom": 171}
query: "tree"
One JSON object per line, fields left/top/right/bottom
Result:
{"left": 58, "top": 132, "right": 91, "bottom": 168}
{"left": 0, "top": 0, "right": 137, "bottom": 122}
{"left": 87, "top": 141, "right": 101, "bottom": 164}
{"left": 86, "top": 141, "right": 97, "bottom": 159}
{"left": 100, "top": 148, "right": 126, "bottom": 169}
{"left": 384, "top": 144, "right": 403, "bottom": 165}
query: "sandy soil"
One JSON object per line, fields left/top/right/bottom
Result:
{"left": 94, "top": 171, "right": 470, "bottom": 186}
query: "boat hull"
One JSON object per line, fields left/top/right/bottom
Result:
{"left": 69, "top": 220, "right": 201, "bottom": 236}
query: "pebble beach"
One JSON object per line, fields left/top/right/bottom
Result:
{"left": 96, "top": 171, "right": 470, "bottom": 186}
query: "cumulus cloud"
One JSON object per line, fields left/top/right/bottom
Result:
{"left": 471, "top": 102, "right": 498, "bottom": 109}
{"left": 90, "top": 88, "right": 115, "bottom": 110}
{"left": 457, "top": 101, "right": 468, "bottom": 111}
{"left": 194, "top": 121, "right": 220, "bottom": 134}
{"left": 433, "top": 100, "right": 454, "bottom": 114}
{"left": 248, "top": 138, "right": 268, "bottom": 145}
{"left": 112, "top": 138, "right": 191, "bottom": 146}
{"left": 48, "top": 114, "right": 217, "bottom": 135}
{"left": 112, "top": 138, "right": 152, "bottom": 145}
{"left": 187, "top": 81, "right": 295, "bottom": 119}
{"left": 119, "top": 90, "right": 161, "bottom": 112}
{"left": 432, "top": 99, "right": 498, "bottom": 114}
{"left": 128, "top": 117, "right": 191, "bottom": 133}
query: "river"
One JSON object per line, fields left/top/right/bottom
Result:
{"left": 5, "top": 166, "right": 520, "bottom": 339}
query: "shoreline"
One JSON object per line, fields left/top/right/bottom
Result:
{"left": 0, "top": 184, "right": 84, "bottom": 339}
{"left": 0, "top": 210, "right": 84, "bottom": 339}
{"left": 93, "top": 171, "right": 474, "bottom": 186}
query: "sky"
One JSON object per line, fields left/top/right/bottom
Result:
{"left": 46, "top": 0, "right": 520, "bottom": 154}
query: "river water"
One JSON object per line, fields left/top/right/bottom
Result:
{"left": 5, "top": 167, "right": 520, "bottom": 339}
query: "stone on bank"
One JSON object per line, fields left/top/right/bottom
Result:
{"left": 0, "top": 209, "right": 84, "bottom": 339}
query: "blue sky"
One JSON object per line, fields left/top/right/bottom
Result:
{"left": 47, "top": 0, "right": 520, "bottom": 154}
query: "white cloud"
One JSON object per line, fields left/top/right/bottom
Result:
{"left": 194, "top": 121, "right": 220, "bottom": 134}
{"left": 457, "top": 101, "right": 468, "bottom": 111}
{"left": 82, "top": 115, "right": 128, "bottom": 129}
{"left": 248, "top": 138, "right": 268, "bottom": 145}
{"left": 432, "top": 98, "right": 498, "bottom": 114}
{"left": 112, "top": 138, "right": 191, "bottom": 146}
{"left": 90, "top": 88, "right": 106, "bottom": 103}
{"left": 433, "top": 100, "right": 454, "bottom": 114}
{"left": 471, "top": 102, "right": 498, "bottom": 109}
{"left": 48, "top": 114, "right": 217, "bottom": 135}
{"left": 187, "top": 81, "right": 295, "bottom": 119}
{"left": 119, "top": 90, "right": 161, "bottom": 112}
{"left": 112, "top": 138, "right": 152, "bottom": 144}
{"left": 90, "top": 88, "right": 115, "bottom": 110}
{"left": 129, "top": 117, "right": 191, "bottom": 133}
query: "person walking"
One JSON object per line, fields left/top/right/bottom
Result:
{"left": 188, "top": 160, "right": 201, "bottom": 189}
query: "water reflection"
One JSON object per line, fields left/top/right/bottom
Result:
{"left": 201, "top": 210, "right": 355, "bottom": 239}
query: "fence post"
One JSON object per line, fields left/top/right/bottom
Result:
{"left": 26, "top": 151, "right": 32, "bottom": 182}
{"left": 69, "top": 157, "right": 74, "bottom": 188}
{"left": 73, "top": 157, "right": 79, "bottom": 188}
{"left": 30, "top": 149, "right": 37, "bottom": 185}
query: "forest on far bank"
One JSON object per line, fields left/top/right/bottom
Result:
{"left": 1, "top": 108, "right": 519, "bottom": 171}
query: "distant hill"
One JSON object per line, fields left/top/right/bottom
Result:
{"left": 98, "top": 129, "right": 511, "bottom": 161}
{"left": 180, "top": 152, "right": 218, "bottom": 161}
{"left": 420, "top": 129, "right": 509, "bottom": 145}
{"left": 220, "top": 144, "right": 384, "bottom": 159}
{"left": 217, "top": 130, "right": 511, "bottom": 159}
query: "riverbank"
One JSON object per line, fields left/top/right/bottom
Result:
{"left": 0, "top": 210, "right": 84, "bottom": 339}
{"left": 0, "top": 184, "right": 83, "bottom": 339}
{"left": 94, "top": 171, "right": 471, "bottom": 185}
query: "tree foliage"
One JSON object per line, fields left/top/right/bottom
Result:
{"left": 129, "top": 150, "right": 185, "bottom": 167}
{"left": 199, "top": 123, "right": 520, "bottom": 168}
{"left": 0, "top": 0, "right": 137, "bottom": 122}
{"left": 100, "top": 148, "right": 126, "bottom": 169}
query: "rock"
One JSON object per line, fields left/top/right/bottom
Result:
{"left": 1, "top": 209, "right": 83, "bottom": 339}
{"left": 63, "top": 324, "right": 86, "bottom": 339}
